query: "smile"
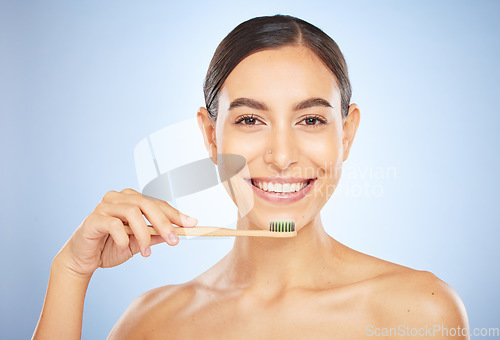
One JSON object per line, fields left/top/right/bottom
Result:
{"left": 246, "top": 177, "right": 316, "bottom": 203}
{"left": 251, "top": 179, "right": 310, "bottom": 193}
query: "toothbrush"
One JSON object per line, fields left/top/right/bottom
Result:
{"left": 123, "top": 219, "right": 296, "bottom": 238}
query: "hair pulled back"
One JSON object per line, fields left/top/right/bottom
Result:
{"left": 203, "top": 14, "right": 352, "bottom": 120}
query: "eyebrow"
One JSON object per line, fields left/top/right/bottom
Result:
{"left": 228, "top": 97, "right": 333, "bottom": 111}
{"left": 294, "top": 98, "right": 333, "bottom": 110}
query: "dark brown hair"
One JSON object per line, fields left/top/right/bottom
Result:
{"left": 203, "top": 14, "right": 352, "bottom": 120}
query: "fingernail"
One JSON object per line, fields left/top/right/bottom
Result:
{"left": 181, "top": 215, "right": 198, "bottom": 227}
{"left": 142, "top": 246, "right": 151, "bottom": 257}
{"left": 186, "top": 216, "right": 198, "bottom": 226}
{"left": 168, "top": 231, "right": 178, "bottom": 244}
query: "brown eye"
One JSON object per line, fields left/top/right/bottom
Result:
{"left": 305, "top": 117, "right": 317, "bottom": 125}
{"left": 235, "top": 114, "right": 262, "bottom": 126}
{"left": 299, "top": 115, "right": 327, "bottom": 126}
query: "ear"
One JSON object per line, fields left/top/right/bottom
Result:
{"left": 342, "top": 103, "right": 361, "bottom": 162}
{"left": 197, "top": 107, "right": 218, "bottom": 164}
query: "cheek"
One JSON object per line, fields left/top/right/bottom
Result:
{"left": 303, "top": 131, "right": 343, "bottom": 169}
{"left": 217, "top": 126, "right": 266, "bottom": 158}
{"left": 303, "top": 132, "right": 343, "bottom": 199}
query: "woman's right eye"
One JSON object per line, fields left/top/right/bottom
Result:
{"left": 234, "top": 115, "right": 263, "bottom": 126}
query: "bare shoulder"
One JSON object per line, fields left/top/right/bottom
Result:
{"left": 346, "top": 247, "right": 467, "bottom": 320}
{"left": 339, "top": 246, "right": 469, "bottom": 337}
{"left": 369, "top": 266, "right": 469, "bottom": 336}
{"left": 107, "top": 283, "right": 198, "bottom": 340}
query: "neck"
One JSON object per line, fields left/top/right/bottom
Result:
{"left": 218, "top": 214, "right": 340, "bottom": 298}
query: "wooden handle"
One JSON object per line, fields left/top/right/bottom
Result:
{"left": 123, "top": 225, "right": 296, "bottom": 238}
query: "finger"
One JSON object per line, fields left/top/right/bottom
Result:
{"left": 101, "top": 190, "right": 120, "bottom": 203}
{"left": 98, "top": 202, "right": 152, "bottom": 256}
{"left": 119, "top": 189, "right": 197, "bottom": 227}
{"left": 120, "top": 188, "right": 141, "bottom": 195}
{"left": 128, "top": 234, "right": 173, "bottom": 257}
{"left": 108, "top": 193, "right": 192, "bottom": 245}
{"left": 96, "top": 215, "right": 130, "bottom": 252}
{"left": 153, "top": 199, "right": 198, "bottom": 227}
{"left": 115, "top": 199, "right": 179, "bottom": 246}
{"left": 150, "top": 235, "right": 166, "bottom": 247}
{"left": 102, "top": 189, "right": 144, "bottom": 204}
{"left": 136, "top": 198, "right": 180, "bottom": 241}
{"left": 139, "top": 204, "right": 179, "bottom": 246}
{"left": 122, "top": 204, "right": 152, "bottom": 256}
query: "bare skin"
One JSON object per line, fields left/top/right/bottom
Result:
{"left": 109, "top": 46, "right": 468, "bottom": 339}
{"left": 33, "top": 45, "right": 469, "bottom": 339}
{"left": 109, "top": 231, "right": 467, "bottom": 339}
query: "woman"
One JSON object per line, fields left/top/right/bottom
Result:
{"left": 33, "top": 15, "right": 469, "bottom": 339}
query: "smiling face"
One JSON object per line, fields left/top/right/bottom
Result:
{"left": 198, "top": 45, "right": 359, "bottom": 231}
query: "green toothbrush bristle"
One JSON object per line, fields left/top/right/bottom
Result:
{"left": 269, "top": 219, "right": 295, "bottom": 232}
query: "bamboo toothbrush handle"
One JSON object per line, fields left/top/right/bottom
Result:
{"left": 123, "top": 225, "right": 296, "bottom": 238}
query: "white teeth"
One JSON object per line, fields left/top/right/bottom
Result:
{"left": 251, "top": 180, "right": 310, "bottom": 193}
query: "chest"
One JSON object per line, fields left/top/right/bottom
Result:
{"left": 152, "top": 291, "right": 374, "bottom": 339}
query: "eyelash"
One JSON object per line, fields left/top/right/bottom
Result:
{"left": 234, "top": 114, "right": 328, "bottom": 127}
{"left": 300, "top": 115, "right": 327, "bottom": 126}
{"left": 234, "top": 114, "right": 260, "bottom": 125}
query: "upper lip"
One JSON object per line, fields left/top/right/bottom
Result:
{"left": 247, "top": 177, "right": 314, "bottom": 184}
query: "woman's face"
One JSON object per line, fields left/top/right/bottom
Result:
{"left": 199, "top": 45, "right": 359, "bottom": 231}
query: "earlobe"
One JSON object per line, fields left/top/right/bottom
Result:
{"left": 197, "top": 107, "right": 218, "bottom": 164}
{"left": 342, "top": 103, "right": 360, "bottom": 162}
{"left": 208, "top": 143, "right": 218, "bottom": 164}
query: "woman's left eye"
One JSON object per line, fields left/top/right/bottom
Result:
{"left": 299, "top": 115, "right": 327, "bottom": 126}
{"left": 234, "top": 114, "right": 263, "bottom": 126}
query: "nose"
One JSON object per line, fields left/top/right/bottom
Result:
{"left": 265, "top": 125, "right": 300, "bottom": 171}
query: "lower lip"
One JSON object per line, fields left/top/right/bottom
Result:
{"left": 247, "top": 179, "right": 316, "bottom": 203}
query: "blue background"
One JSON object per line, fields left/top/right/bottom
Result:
{"left": 1, "top": 1, "right": 499, "bottom": 339}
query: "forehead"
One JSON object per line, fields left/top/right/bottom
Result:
{"left": 219, "top": 45, "right": 340, "bottom": 109}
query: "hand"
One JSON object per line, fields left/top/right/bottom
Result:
{"left": 56, "top": 188, "right": 198, "bottom": 278}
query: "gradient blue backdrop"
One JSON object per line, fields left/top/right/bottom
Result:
{"left": 1, "top": 1, "right": 499, "bottom": 339}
